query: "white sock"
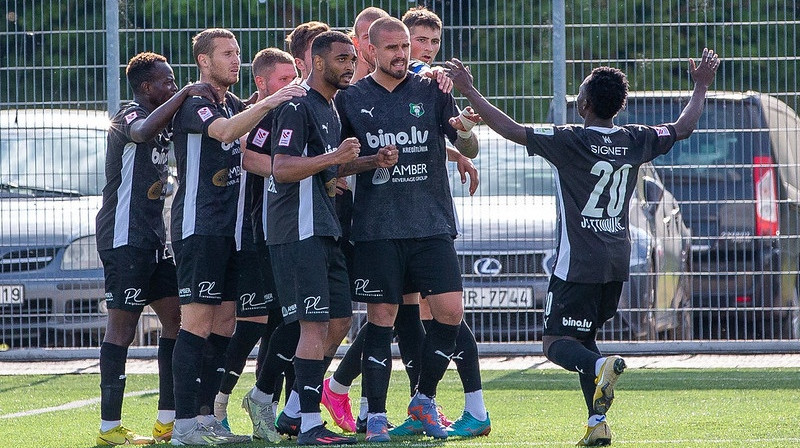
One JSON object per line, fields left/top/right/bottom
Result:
{"left": 464, "top": 390, "right": 488, "bottom": 421}
{"left": 359, "top": 397, "right": 369, "bottom": 420}
{"left": 157, "top": 410, "right": 175, "bottom": 424}
{"left": 328, "top": 377, "right": 350, "bottom": 395}
{"left": 300, "top": 412, "right": 323, "bottom": 433}
{"left": 215, "top": 392, "right": 229, "bottom": 404}
{"left": 100, "top": 420, "right": 121, "bottom": 432}
{"left": 284, "top": 390, "right": 301, "bottom": 418}
{"left": 595, "top": 358, "right": 606, "bottom": 376}
{"left": 250, "top": 386, "right": 272, "bottom": 404}
{"left": 367, "top": 412, "right": 387, "bottom": 422}
{"left": 197, "top": 414, "right": 215, "bottom": 426}
{"left": 588, "top": 414, "right": 606, "bottom": 426}
{"left": 174, "top": 418, "right": 196, "bottom": 433}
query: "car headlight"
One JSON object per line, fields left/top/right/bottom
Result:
{"left": 61, "top": 235, "right": 102, "bottom": 270}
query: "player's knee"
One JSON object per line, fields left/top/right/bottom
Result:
{"left": 542, "top": 335, "right": 577, "bottom": 361}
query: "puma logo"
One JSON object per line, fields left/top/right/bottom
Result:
{"left": 434, "top": 350, "right": 452, "bottom": 360}
{"left": 276, "top": 353, "right": 294, "bottom": 362}
{"left": 451, "top": 351, "right": 464, "bottom": 361}
{"left": 288, "top": 102, "right": 300, "bottom": 111}
{"left": 360, "top": 107, "right": 374, "bottom": 117}
{"left": 304, "top": 385, "right": 322, "bottom": 394}
{"left": 367, "top": 356, "right": 388, "bottom": 367}
{"left": 322, "top": 123, "right": 329, "bottom": 133}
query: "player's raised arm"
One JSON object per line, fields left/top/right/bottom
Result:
{"left": 445, "top": 58, "right": 527, "bottom": 146}
{"left": 670, "top": 48, "right": 720, "bottom": 141}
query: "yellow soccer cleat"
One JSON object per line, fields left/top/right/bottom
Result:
{"left": 153, "top": 419, "right": 174, "bottom": 443}
{"left": 97, "top": 425, "right": 155, "bottom": 446}
{"left": 576, "top": 421, "right": 612, "bottom": 446}
{"left": 593, "top": 355, "right": 626, "bottom": 415}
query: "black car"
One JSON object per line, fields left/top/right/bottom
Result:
{"left": 566, "top": 91, "right": 800, "bottom": 339}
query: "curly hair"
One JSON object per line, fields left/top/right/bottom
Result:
{"left": 126, "top": 52, "right": 167, "bottom": 94}
{"left": 585, "top": 66, "right": 628, "bottom": 119}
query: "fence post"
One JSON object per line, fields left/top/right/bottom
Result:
{"left": 105, "top": 0, "right": 120, "bottom": 115}
{"left": 552, "top": 0, "right": 566, "bottom": 125}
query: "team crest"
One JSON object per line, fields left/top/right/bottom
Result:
{"left": 409, "top": 103, "right": 424, "bottom": 118}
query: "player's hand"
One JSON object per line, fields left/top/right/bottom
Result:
{"left": 263, "top": 83, "right": 307, "bottom": 109}
{"left": 454, "top": 152, "right": 479, "bottom": 196}
{"left": 243, "top": 91, "right": 259, "bottom": 106}
{"left": 449, "top": 106, "right": 481, "bottom": 132}
{"left": 376, "top": 145, "right": 399, "bottom": 168}
{"left": 332, "top": 137, "right": 361, "bottom": 164}
{"left": 689, "top": 48, "right": 720, "bottom": 88}
{"left": 335, "top": 177, "right": 349, "bottom": 195}
{"left": 444, "top": 58, "right": 474, "bottom": 93}
{"left": 183, "top": 82, "right": 220, "bottom": 104}
{"left": 424, "top": 67, "right": 454, "bottom": 94}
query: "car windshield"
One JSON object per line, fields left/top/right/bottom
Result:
{"left": 0, "top": 127, "right": 106, "bottom": 196}
{"left": 449, "top": 129, "right": 556, "bottom": 197}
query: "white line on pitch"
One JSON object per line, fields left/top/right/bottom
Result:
{"left": 0, "top": 389, "right": 158, "bottom": 419}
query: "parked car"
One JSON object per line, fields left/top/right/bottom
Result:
{"left": 451, "top": 126, "right": 693, "bottom": 342}
{"left": 565, "top": 92, "right": 800, "bottom": 339}
{"left": 0, "top": 109, "right": 145, "bottom": 348}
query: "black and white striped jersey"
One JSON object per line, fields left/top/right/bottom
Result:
{"left": 96, "top": 102, "right": 171, "bottom": 250}
{"left": 334, "top": 73, "right": 460, "bottom": 241}
{"left": 170, "top": 92, "right": 245, "bottom": 240}
{"left": 265, "top": 87, "right": 342, "bottom": 245}
{"left": 525, "top": 123, "right": 677, "bottom": 283}
{"left": 245, "top": 110, "right": 275, "bottom": 244}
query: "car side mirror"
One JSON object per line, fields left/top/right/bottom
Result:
{"left": 642, "top": 176, "right": 663, "bottom": 217}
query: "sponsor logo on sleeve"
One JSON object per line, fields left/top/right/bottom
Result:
{"left": 278, "top": 129, "right": 293, "bottom": 146}
{"left": 124, "top": 111, "right": 138, "bottom": 124}
{"left": 533, "top": 125, "right": 554, "bottom": 136}
{"left": 197, "top": 106, "right": 214, "bottom": 122}
{"left": 252, "top": 128, "right": 269, "bottom": 148}
{"left": 655, "top": 126, "right": 670, "bottom": 137}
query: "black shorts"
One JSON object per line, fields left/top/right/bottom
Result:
{"left": 255, "top": 239, "right": 280, "bottom": 311}
{"left": 542, "top": 275, "right": 623, "bottom": 339}
{"left": 269, "top": 236, "right": 352, "bottom": 324}
{"left": 232, "top": 249, "right": 269, "bottom": 318}
{"left": 351, "top": 234, "right": 462, "bottom": 304}
{"left": 172, "top": 235, "right": 238, "bottom": 305}
{"left": 99, "top": 245, "right": 177, "bottom": 312}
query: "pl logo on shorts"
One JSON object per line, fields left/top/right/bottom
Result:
{"left": 123, "top": 287, "right": 145, "bottom": 305}
{"left": 409, "top": 102, "right": 424, "bottom": 118}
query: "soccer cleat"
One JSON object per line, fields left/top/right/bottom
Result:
{"left": 365, "top": 415, "right": 391, "bottom": 442}
{"left": 153, "top": 419, "right": 174, "bottom": 443}
{"left": 275, "top": 410, "right": 302, "bottom": 438}
{"left": 593, "top": 355, "right": 627, "bottom": 415}
{"left": 438, "top": 406, "right": 454, "bottom": 427}
{"left": 297, "top": 423, "right": 358, "bottom": 445}
{"left": 576, "top": 421, "right": 612, "bottom": 446}
{"left": 321, "top": 377, "right": 357, "bottom": 433}
{"left": 407, "top": 395, "right": 448, "bottom": 439}
{"left": 206, "top": 420, "right": 252, "bottom": 444}
{"left": 170, "top": 422, "right": 232, "bottom": 446}
{"left": 97, "top": 425, "right": 155, "bottom": 446}
{"left": 388, "top": 415, "right": 423, "bottom": 436}
{"left": 355, "top": 416, "right": 367, "bottom": 434}
{"left": 447, "top": 411, "right": 491, "bottom": 437}
{"left": 241, "top": 388, "right": 281, "bottom": 442}
{"left": 217, "top": 417, "right": 230, "bottom": 432}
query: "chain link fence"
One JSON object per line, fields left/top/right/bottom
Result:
{"left": 0, "top": 0, "right": 798, "bottom": 352}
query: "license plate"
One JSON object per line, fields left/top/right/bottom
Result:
{"left": 462, "top": 287, "right": 533, "bottom": 309}
{"left": 0, "top": 285, "right": 24, "bottom": 305}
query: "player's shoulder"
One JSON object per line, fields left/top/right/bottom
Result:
{"left": 224, "top": 91, "right": 246, "bottom": 111}
{"left": 113, "top": 102, "right": 147, "bottom": 124}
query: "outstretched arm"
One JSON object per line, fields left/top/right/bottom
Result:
{"left": 129, "top": 82, "right": 218, "bottom": 143}
{"left": 671, "top": 48, "right": 721, "bottom": 141}
{"left": 445, "top": 58, "right": 527, "bottom": 146}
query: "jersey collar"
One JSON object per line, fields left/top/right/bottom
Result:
{"left": 586, "top": 125, "right": 622, "bottom": 134}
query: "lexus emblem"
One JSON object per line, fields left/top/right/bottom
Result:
{"left": 473, "top": 257, "right": 502, "bottom": 275}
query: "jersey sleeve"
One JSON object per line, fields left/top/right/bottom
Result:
{"left": 438, "top": 89, "right": 460, "bottom": 145}
{"left": 272, "top": 99, "right": 308, "bottom": 157}
{"left": 116, "top": 105, "right": 148, "bottom": 142}
{"left": 246, "top": 112, "right": 274, "bottom": 156}
{"left": 334, "top": 93, "right": 356, "bottom": 140}
{"left": 632, "top": 124, "right": 678, "bottom": 162}
{"left": 524, "top": 124, "right": 576, "bottom": 167}
{"left": 179, "top": 96, "right": 225, "bottom": 135}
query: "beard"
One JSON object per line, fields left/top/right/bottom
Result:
{"left": 378, "top": 57, "right": 408, "bottom": 80}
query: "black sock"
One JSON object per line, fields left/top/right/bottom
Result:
{"left": 197, "top": 333, "right": 230, "bottom": 416}
{"left": 453, "top": 320, "right": 482, "bottom": 393}
{"left": 272, "top": 372, "right": 285, "bottom": 404}
{"left": 421, "top": 319, "right": 433, "bottom": 333}
{"left": 219, "top": 321, "right": 266, "bottom": 394}
{"left": 256, "top": 308, "right": 283, "bottom": 378}
{"left": 284, "top": 364, "right": 295, "bottom": 405}
{"left": 332, "top": 322, "right": 366, "bottom": 387}
{"left": 416, "top": 320, "right": 459, "bottom": 398}
{"left": 361, "top": 323, "right": 394, "bottom": 413}
{"left": 172, "top": 329, "right": 205, "bottom": 419}
{"left": 157, "top": 337, "right": 176, "bottom": 411}
{"left": 579, "top": 337, "right": 602, "bottom": 416}
{"left": 294, "top": 357, "right": 326, "bottom": 413}
{"left": 546, "top": 338, "right": 600, "bottom": 376}
{"left": 395, "top": 305, "right": 424, "bottom": 396}
{"left": 100, "top": 342, "right": 128, "bottom": 421}
{"left": 255, "top": 321, "right": 299, "bottom": 394}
